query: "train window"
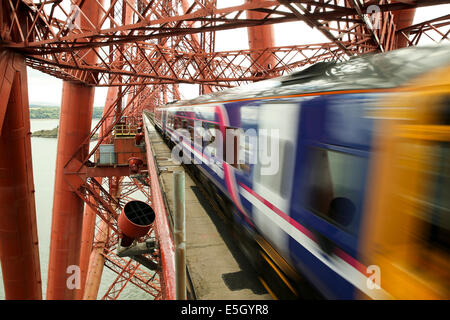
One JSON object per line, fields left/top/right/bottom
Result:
{"left": 223, "top": 127, "right": 255, "bottom": 173}
{"left": 303, "top": 147, "right": 366, "bottom": 234}
{"left": 203, "top": 124, "right": 220, "bottom": 159}
{"left": 224, "top": 127, "right": 240, "bottom": 168}
{"left": 182, "top": 119, "right": 188, "bottom": 129}
{"left": 186, "top": 119, "right": 194, "bottom": 140}
{"left": 238, "top": 130, "right": 256, "bottom": 174}
{"left": 173, "top": 115, "right": 179, "bottom": 129}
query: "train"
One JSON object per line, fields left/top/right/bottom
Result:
{"left": 150, "top": 45, "right": 450, "bottom": 299}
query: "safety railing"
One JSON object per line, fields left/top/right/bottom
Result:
{"left": 114, "top": 123, "right": 139, "bottom": 137}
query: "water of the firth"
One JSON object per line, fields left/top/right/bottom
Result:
{"left": 0, "top": 119, "right": 149, "bottom": 300}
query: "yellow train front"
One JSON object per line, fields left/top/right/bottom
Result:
{"left": 152, "top": 45, "right": 450, "bottom": 299}
{"left": 359, "top": 55, "right": 450, "bottom": 299}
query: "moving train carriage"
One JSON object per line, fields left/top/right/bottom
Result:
{"left": 151, "top": 45, "right": 450, "bottom": 299}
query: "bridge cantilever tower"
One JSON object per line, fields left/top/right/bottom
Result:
{"left": 0, "top": 0, "right": 449, "bottom": 300}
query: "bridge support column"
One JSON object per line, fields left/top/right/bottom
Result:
{"left": 246, "top": 0, "right": 276, "bottom": 77}
{"left": 77, "top": 187, "right": 98, "bottom": 300}
{"left": 47, "top": 81, "right": 95, "bottom": 300}
{"left": 47, "top": 0, "right": 104, "bottom": 300}
{"left": 392, "top": 1, "right": 416, "bottom": 48}
{"left": 0, "top": 50, "right": 42, "bottom": 299}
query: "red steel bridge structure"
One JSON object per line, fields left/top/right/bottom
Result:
{"left": 0, "top": 0, "right": 449, "bottom": 300}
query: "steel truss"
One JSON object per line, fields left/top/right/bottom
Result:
{"left": 1, "top": 0, "right": 449, "bottom": 300}
{"left": 2, "top": 1, "right": 448, "bottom": 87}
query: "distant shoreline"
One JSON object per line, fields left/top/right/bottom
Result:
{"left": 31, "top": 126, "right": 59, "bottom": 138}
{"left": 31, "top": 126, "right": 99, "bottom": 140}
{"left": 30, "top": 105, "right": 104, "bottom": 120}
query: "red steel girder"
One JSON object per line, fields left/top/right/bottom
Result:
{"left": 24, "top": 43, "right": 350, "bottom": 86}
{"left": 5, "top": 0, "right": 448, "bottom": 53}
{"left": 83, "top": 217, "right": 110, "bottom": 299}
{"left": 143, "top": 114, "right": 176, "bottom": 300}
{"left": 102, "top": 248, "right": 161, "bottom": 300}
{"left": 5, "top": 1, "right": 289, "bottom": 52}
{"left": 396, "top": 13, "right": 450, "bottom": 46}
{"left": 76, "top": 177, "right": 121, "bottom": 232}
{"left": 102, "top": 258, "right": 139, "bottom": 300}
{"left": 6, "top": 0, "right": 447, "bottom": 87}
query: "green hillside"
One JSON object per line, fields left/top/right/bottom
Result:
{"left": 31, "top": 126, "right": 99, "bottom": 140}
{"left": 29, "top": 105, "right": 104, "bottom": 119}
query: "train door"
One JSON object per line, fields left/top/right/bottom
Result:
{"left": 251, "top": 101, "right": 300, "bottom": 258}
{"left": 287, "top": 94, "right": 376, "bottom": 299}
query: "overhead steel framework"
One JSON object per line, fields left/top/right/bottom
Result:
{"left": 0, "top": 0, "right": 449, "bottom": 300}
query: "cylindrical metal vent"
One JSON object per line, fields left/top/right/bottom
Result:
{"left": 118, "top": 200, "right": 155, "bottom": 247}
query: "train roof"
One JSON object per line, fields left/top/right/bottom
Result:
{"left": 163, "top": 44, "right": 450, "bottom": 107}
